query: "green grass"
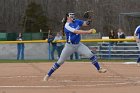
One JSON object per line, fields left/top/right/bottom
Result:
{"left": 0, "top": 59, "right": 136, "bottom": 63}
{"left": 0, "top": 59, "right": 53, "bottom": 63}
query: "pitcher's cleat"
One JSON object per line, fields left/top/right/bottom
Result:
{"left": 98, "top": 68, "right": 107, "bottom": 73}
{"left": 43, "top": 75, "right": 50, "bottom": 81}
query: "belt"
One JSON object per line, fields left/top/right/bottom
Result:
{"left": 67, "top": 42, "right": 79, "bottom": 44}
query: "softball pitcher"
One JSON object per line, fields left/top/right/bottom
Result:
{"left": 43, "top": 13, "right": 107, "bottom": 81}
{"left": 134, "top": 25, "right": 140, "bottom": 65}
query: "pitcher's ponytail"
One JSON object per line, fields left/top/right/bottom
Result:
{"left": 62, "top": 13, "right": 68, "bottom": 36}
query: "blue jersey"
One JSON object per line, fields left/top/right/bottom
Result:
{"left": 134, "top": 25, "right": 140, "bottom": 39}
{"left": 64, "top": 19, "right": 84, "bottom": 44}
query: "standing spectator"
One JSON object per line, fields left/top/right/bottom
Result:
{"left": 109, "top": 29, "right": 117, "bottom": 46}
{"left": 17, "top": 33, "right": 24, "bottom": 60}
{"left": 48, "top": 35, "right": 60, "bottom": 60}
{"left": 70, "top": 52, "right": 79, "bottom": 60}
{"left": 53, "top": 32, "right": 64, "bottom": 59}
{"left": 47, "top": 34, "right": 58, "bottom": 60}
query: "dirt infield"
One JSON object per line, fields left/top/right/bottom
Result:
{"left": 0, "top": 62, "right": 140, "bottom": 93}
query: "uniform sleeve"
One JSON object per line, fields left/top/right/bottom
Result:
{"left": 65, "top": 23, "right": 76, "bottom": 32}
{"left": 134, "top": 26, "right": 140, "bottom": 35}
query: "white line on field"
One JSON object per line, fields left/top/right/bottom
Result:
{"left": 0, "top": 85, "right": 64, "bottom": 88}
{"left": 0, "top": 75, "right": 120, "bottom": 79}
{"left": 57, "top": 79, "right": 128, "bottom": 83}
{"left": 123, "top": 62, "right": 137, "bottom": 64}
{"left": 0, "top": 81, "right": 140, "bottom": 88}
{"left": 0, "top": 75, "right": 42, "bottom": 79}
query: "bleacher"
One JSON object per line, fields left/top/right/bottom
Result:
{"left": 94, "top": 42, "right": 139, "bottom": 59}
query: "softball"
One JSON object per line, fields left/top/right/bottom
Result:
{"left": 91, "top": 28, "right": 96, "bottom": 34}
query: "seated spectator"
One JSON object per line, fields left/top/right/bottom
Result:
{"left": 117, "top": 28, "right": 125, "bottom": 43}
{"left": 109, "top": 29, "right": 117, "bottom": 46}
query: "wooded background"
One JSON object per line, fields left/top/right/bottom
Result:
{"left": 0, "top": 0, "right": 140, "bottom": 36}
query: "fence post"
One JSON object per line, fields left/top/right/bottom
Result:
{"left": 48, "top": 43, "right": 51, "bottom": 60}
{"left": 108, "top": 43, "right": 111, "bottom": 59}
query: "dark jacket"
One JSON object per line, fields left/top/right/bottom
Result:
{"left": 48, "top": 35, "right": 57, "bottom": 46}
{"left": 17, "top": 36, "right": 24, "bottom": 48}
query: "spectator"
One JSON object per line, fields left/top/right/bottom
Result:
{"left": 53, "top": 32, "right": 64, "bottom": 59}
{"left": 17, "top": 33, "right": 24, "bottom": 60}
{"left": 117, "top": 28, "right": 125, "bottom": 39}
{"left": 70, "top": 52, "right": 79, "bottom": 60}
{"left": 109, "top": 29, "right": 117, "bottom": 46}
{"left": 47, "top": 34, "right": 58, "bottom": 60}
{"left": 117, "top": 28, "right": 125, "bottom": 43}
